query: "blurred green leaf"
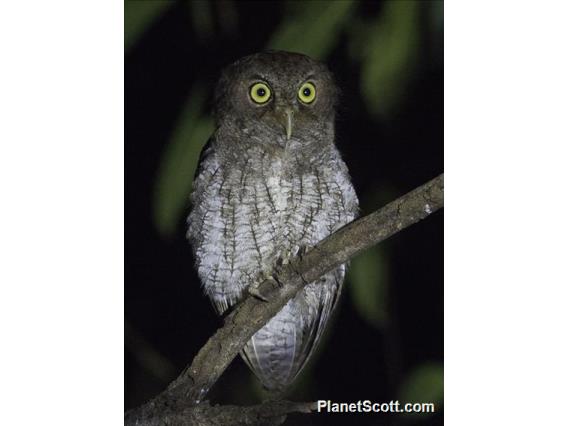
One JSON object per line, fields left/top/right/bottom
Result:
{"left": 359, "top": 0, "right": 420, "bottom": 117}
{"left": 348, "top": 246, "right": 389, "bottom": 329}
{"left": 398, "top": 362, "right": 444, "bottom": 418}
{"left": 124, "top": 0, "right": 172, "bottom": 50}
{"left": 429, "top": 0, "right": 444, "bottom": 66}
{"left": 268, "top": 0, "right": 356, "bottom": 59}
{"left": 430, "top": 0, "right": 444, "bottom": 35}
{"left": 346, "top": 17, "right": 372, "bottom": 62}
{"left": 153, "top": 87, "right": 214, "bottom": 237}
{"left": 189, "top": 0, "right": 214, "bottom": 40}
{"left": 216, "top": 0, "right": 238, "bottom": 35}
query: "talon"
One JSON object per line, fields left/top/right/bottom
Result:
{"left": 297, "top": 245, "right": 308, "bottom": 260}
{"left": 271, "top": 274, "right": 284, "bottom": 288}
{"left": 248, "top": 285, "right": 269, "bottom": 302}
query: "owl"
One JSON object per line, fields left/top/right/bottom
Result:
{"left": 187, "top": 51, "right": 358, "bottom": 392}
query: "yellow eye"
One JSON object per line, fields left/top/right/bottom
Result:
{"left": 298, "top": 82, "right": 316, "bottom": 104}
{"left": 250, "top": 82, "right": 271, "bottom": 104}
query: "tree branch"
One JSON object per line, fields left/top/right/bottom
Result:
{"left": 125, "top": 173, "right": 444, "bottom": 426}
{"left": 125, "top": 400, "right": 317, "bottom": 426}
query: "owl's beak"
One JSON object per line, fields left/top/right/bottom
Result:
{"left": 277, "top": 108, "right": 294, "bottom": 141}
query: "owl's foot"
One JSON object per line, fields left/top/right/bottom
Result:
{"left": 296, "top": 245, "right": 308, "bottom": 260}
{"left": 274, "top": 245, "right": 308, "bottom": 269}
{"left": 270, "top": 245, "right": 308, "bottom": 286}
{"left": 247, "top": 246, "right": 308, "bottom": 302}
{"left": 247, "top": 274, "right": 284, "bottom": 302}
{"left": 247, "top": 279, "right": 269, "bottom": 302}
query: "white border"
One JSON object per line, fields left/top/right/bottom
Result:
{"left": 0, "top": 2, "right": 123, "bottom": 425}
{"left": 446, "top": 2, "right": 568, "bottom": 424}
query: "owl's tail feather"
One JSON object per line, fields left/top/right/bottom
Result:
{"left": 240, "top": 269, "right": 342, "bottom": 392}
{"left": 263, "top": 386, "right": 286, "bottom": 402}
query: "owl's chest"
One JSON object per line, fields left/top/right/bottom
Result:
{"left": 261, "top": 156, "right": 288, "bottom": 217}
{"left": 218, "top": 154, "right": 344, "bottom": 250}
{"left": 189, "top": 146, "right": 354, "bottom": 297}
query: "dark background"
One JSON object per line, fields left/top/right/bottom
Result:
{"left": 125, "top": 1, "right": 443, "bottom": 425}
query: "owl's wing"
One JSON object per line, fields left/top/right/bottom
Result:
{"left": 193, "top": 137, "right": 216, "bottom": 181}
{"left": 187, "top": 136, "right": 222, "bottom": 291}
{"left": 290, "top": 266, "right": 344, "bottom": 382}
{"left": 240, "top": 266, "right": 344, "bottom": 391}
{"left": 187, "top": 137, "right": 216, "bottom": 231}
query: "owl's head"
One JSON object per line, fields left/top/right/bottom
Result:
{"left": 214, "top": 51, "right": 339, "bottom": 143}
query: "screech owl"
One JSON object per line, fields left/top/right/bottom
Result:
{"left": 187, "top": 51, "right": 359, "bottom": 392}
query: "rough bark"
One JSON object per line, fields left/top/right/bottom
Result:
{"left": 125, "top": 173, "right": 444, "bottom": 426}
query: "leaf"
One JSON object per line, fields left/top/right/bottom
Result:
{"left": 189, "top": 0, "right": 214, "bottom": 40}
{"left": 348, "top": 246, "right": 389, "bottom": 329}
{"left": 124, "top": 0, "right": 172, "bottom": 50}
{"left": 359, "top": 0, "right": 421, "bottom": 117}
{"left": 398, "top": 362, "right": 444, "bottom": 418}
{"left": 216, "top": 0, "right": 238, "bottom": 36}
{"left": 430, "top": 0, "right": 444, "bottom": 35}
{"left": 268, "top": 0, "right": 356, "bottom": 59}
{"left": 153, "top": 87, "right": 214, "bottom": 237}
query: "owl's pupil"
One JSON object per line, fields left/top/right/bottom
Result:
{"left": 257, "top": 88, "right": 266, "bottom": 97}
{"left": 303, "top": 88, "right": 311, "bottom": 96}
